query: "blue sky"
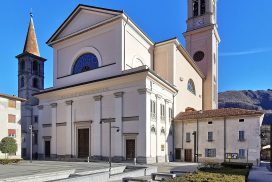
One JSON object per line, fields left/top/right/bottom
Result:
{"left": 0, "top": 0, "right": 271, "bottom": 96}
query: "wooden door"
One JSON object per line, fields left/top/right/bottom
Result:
{"left": 78, "top": 128, "right": 89, "bottom": 158}
{"left": 175, "top": 148, "right": 181, "bottom": 160}
{"left": 184, "top": 149, "right": 192, "bottom": 162}
{"left": 44, "top": 141, "right": 51, "bottom": 157}
{"left": 126, "top": 139, "right": 135, "bottom": 160}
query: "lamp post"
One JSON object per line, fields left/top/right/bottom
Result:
{"left": 29, "top": 124, "right": 33, "bottom": 163}
{"left": 101, "top": 119, "right": 119, "bottom": 177}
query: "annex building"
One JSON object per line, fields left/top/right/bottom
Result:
{"left": 0, "top": 94, "right": 25, "bottom": 159}
{"left": 16, "top": 0, "right": 263, "bottom": 164}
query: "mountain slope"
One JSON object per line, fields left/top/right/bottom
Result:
{"left": 219, "top": 90, "right": 272, "bottom": 112}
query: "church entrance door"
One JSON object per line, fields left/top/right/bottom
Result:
{"left": 126, "top": 139, "right": 135, "bottom": 160}
{"left": 44, "top": 140, "right": 51, "bottom": 158}
{"left": 78, "top": 128, "right": 89, "bottom": 158}
{"left": 184, "top": 149, "right": 192, "bottom": 162}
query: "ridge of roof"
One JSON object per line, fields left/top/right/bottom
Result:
{"left": 175, "top": 108, "right": 264, "bottom": 121}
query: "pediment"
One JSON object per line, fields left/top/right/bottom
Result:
{"left": 47, "top": 5, "right": 122, "bottom": 45}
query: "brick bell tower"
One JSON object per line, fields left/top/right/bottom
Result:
{"left": 16, "top": 13, "right": 46, "bottom": 159}
{"left": 183, "top": 0, "right": 220, "bottom": 110}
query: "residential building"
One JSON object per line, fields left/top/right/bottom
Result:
{"left": 174, "top": 108, "right": 264, "bottom": 165}
{"left": 0, "top": 94, "right": 25, "bottom": 159}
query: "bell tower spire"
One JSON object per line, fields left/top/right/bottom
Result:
{"left": 184, "top": 0, "right": 220, "bottom": 110}
{"left": 23, "top": 12, "right": 40, "bottom": 56}
{"left": 16, "top": 13, "right": 46, "bottom": 159}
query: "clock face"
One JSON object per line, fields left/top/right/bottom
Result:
{"left": 193, "top": 51, "right": 205, "bottom": 62}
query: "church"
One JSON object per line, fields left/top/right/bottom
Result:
{"left": 18, "top": 1, "right": 220, "bottom": 163}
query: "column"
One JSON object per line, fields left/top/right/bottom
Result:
{"left": 92, "top": 95, "right": 102, "bottom": 159}
{"left": 37, "top": 105, "right": 44, "bottom": 159}
{"left": 165, "top": 99, "right": 171, "bottom": 162}
{"left": 50, "top": 103, "right": 57, "bottom": 158}
{"left": 65, "top": 100, "right": 73, "bottom": 158}
{"left": 137, "top": 88, "right": 152, "bottom": 163}
{"left": 113, "top": 92, "right": 124, "bottom": 162}
{"left": 156, "top": 94, "right": 162, "bottom": 163}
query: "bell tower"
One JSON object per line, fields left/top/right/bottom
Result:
{"left": 16, "top": 13, "right": 46, "bottom": 158}
{"left": 183, "top": 0, "right": 220, "bottom": 110}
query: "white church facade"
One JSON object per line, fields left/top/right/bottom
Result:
{"left": 17, "top": 0, "right": 251, "bottom": 164}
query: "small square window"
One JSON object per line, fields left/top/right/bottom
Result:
{"left": 208, "top": 121, "right": 213, "bottom": 124}
{"left": 239, "top": 119, "right": 244, "bottom": 122}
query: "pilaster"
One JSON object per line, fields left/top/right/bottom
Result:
{"left": 113, "top": 92, "right": 124, "bottom": 160}
{"left": 50, "top": 103, "right": 57, "bottom": 158}
{"left": 137, "top": 88, "right": 151, "bottom": 160}
{"left": 65, "top": 100, "right": 73, "bottom": 157}
{"left": 37, "top": 105, "right": 44, "bottom": 159}
{"left": 92, "top": 95, "right": 103, "bottom": 159}
{"left": 155, "top": 94, "right": 162, "bottom": 163}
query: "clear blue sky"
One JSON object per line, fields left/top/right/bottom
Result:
{"left": 0, "top": 0, "right": 271, "bottom": 96}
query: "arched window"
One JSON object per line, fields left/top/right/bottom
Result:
{"left": 193, "top": 0, "right": 199, "bottom": 17}
{"left": 20, "top": 61, "right": 25, "bottom": 72}
{"left": 32, "top": 78, "right": 39, "bottom": 89}
{"left": 187, "top": 79, "right": 196, "bottom": 95}
{"left": 72, "top": 53, "right": 99, "bottom": 75}
{"left": 20, "top": 77, "right": 25, "bottom": 88}
{"left": 200, "top": 0, "right": 206, "bottom": 15}
{"left": 33, "top": 61, "right": 38, "bottom": 71}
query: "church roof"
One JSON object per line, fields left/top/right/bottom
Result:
{"left": 175, "top": 108, "right": 264, "bottom": 121}
{"left": 0, "top": 93, "right": 26, "bottom": 102}
{"left": 23, "top": 13, "right": 40, "bottom": 56}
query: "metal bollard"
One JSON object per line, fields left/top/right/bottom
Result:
{"left": 134, "top": 158, "right": 136, "bottom": 165}
{"left": 87, "top": 156, "right": 90, "bottom": 163}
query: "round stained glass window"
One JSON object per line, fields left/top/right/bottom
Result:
{"left": 72, "top": 53, "right": 99, "bottom": 74}
{"left": 193, "top": 51, "right": 205, "bottom": 62}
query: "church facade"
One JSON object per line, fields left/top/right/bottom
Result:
{"left": 18, "top": 0, "right": 219, "bottom": 163}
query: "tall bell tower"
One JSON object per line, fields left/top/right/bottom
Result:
{"left": 16, "top": 13, "right": 46, "bottom": 159}
{"left": 184, "top": 0, "right": 220, "bottom": 110}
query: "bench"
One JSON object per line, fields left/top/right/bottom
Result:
{"left": 151, "top": 173, "right": 176, "bottom": 180}
{"left": 170, "top": 170, "right": 187, "bottom": 177}
{"left": 122, "top": 177, "right": 151, "bottom": 182}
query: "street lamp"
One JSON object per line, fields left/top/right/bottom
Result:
{"left": 29, "top": 124, "right": 33, "bottom": 163}
{"left": 101, "top": 119, "right": 120, "bottom": 177}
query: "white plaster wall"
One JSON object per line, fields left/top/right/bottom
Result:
{"left": 58, "top": 10, "right": 115, "bottom": 39}
{"left": 124, "top": 22, "right": 153, "bottom": 70}
{"left": 154, "top": 42, "right": 203, "bottom": 114}
{"left": 174, "top": 48, "right": 203, "bottom": 113}
{"left": 53, "top": 20, "right": 123, "bottom": 88}
{"left": 0, "top": 98, "right": 22, "bottom": 159}
{"left": 175, "top": 115, "right": 263, "bottom": 164}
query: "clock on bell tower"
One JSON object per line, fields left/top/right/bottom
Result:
{"left": 183, "top": 0, "right": 220, "bottom": 110}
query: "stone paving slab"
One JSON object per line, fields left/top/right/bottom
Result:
{"left": 0, "top": 161, "right": 123, "bottom": 180}
{"left": 248, "top": 162, "right": 272, "bottom": 182}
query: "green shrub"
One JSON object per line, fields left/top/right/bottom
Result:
{"left": 0, "top": 159, "right": 21, "bottom": 165}
{"left": 221, "top": 162, "right": 253, "bottom": 169}
{"left": 0, "top": 137, "right": 17, "bottom": 158}
{"left": 168, "top": 172, "right": 245, "bottom": 182}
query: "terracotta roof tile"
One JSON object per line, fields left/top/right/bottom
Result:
{"left": 175, "top": 108, "right": 264, "bottom": 121}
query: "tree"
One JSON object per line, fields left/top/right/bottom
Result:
{"left": 0, "top": 137, "right": 17, "bottom": 159}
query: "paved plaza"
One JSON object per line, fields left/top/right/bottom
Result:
{"left": 0, "top": 160, "right": 123, "bottom": 180}
{"left": 0, "top": 161, "right": 198, "bottom": 181}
